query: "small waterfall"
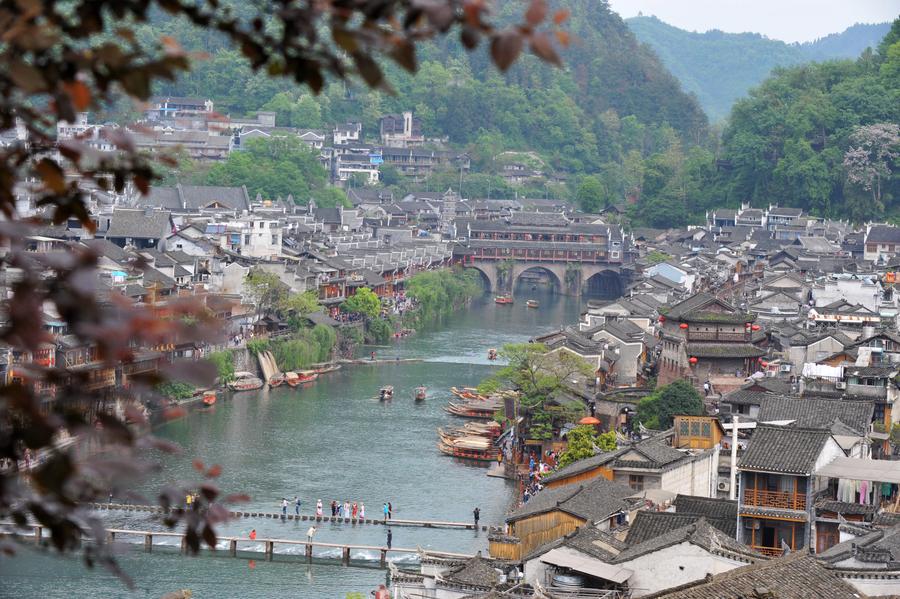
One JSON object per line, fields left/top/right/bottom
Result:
{"left": 257, "top": 350, "right": 281, "bottom": 381}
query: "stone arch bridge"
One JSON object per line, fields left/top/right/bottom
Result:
{"left": 462, "top": 259, "right": 630, "bottom": 299}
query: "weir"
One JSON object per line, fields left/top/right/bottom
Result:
{"left": 257, "top": 350, "right": 281, "bottom": 382}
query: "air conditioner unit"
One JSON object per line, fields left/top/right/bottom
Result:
{"left": 717, "top": 480, "right": 731, "bottom": 492}
{"left": 836, "top": 381, "right": 847, "bottom": 390}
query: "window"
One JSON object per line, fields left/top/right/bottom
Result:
{"left": 701, "top": 422, "right": 712, "bottom": 437}
{"left": 244, "top": 235, "right": 250, "bottom": 245}
{"left": 629, "top": 475, "right": 644, "bottom": 491}
{"left": 679, "top": 421, "right": 689, "bottom": 436}
{"left": 690, "top": 421, "right": 701, "bottom": 436}
{"left": 271, "top": 235, "right": 278, "bottom": 245}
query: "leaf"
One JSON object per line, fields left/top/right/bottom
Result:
{"left": 530, "top": 32, "right": 561, "bottom": 66}
{"left": 63, "top": 81, "right": 91, "bottom": 111}
{"left": 206, "top": 464, "right": 222, "bottom": 478}
{"left": 525, "top": 0, "right": 547, "bottom": 26}
{"left": 390, "top": 39, "right": 417, "bottom": 72}
{"left": 9, "top": 62, "right": 46, "bottom": 93}
{"left": 460, "top": 26, "right": 479, "bottom": 50}
{"left": 553, "top": 9, "right": 570, "bottom": 25}
{"left": 352, "top": 52, "right": 383, "bottom": 87}
{"left": 193, "top": 459, "right": 205, "bottom": 472}
{"left": 35, "top": 159, "right": 66, "bottom": 193}
{"left": 555, "top": 30, "right": 570, "bottom": 48}
{"left": 490, "top": 30, "right": 524, "bottom": 72}
{"left": 201, "top": 524, "right": 217, "bottom": 548}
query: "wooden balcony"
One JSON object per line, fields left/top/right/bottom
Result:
{"left": 743, "top": 488, "right": 806, "bottom": 511}
{"left": 751, "top": 545, "right": 785, "bottom": 557}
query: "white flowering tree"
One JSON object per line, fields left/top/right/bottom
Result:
{"left": 843, "top": 123, "right": 900, "bottom": 211}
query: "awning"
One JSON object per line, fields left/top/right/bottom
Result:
{"left": 816, "top": 457, "right": 900, "bottom": 484}
{"left": 539, "top": 547, "right": 632, "bottom": 584}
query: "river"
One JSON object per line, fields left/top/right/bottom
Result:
{"left": 1, "top": 288, "right": 586, "bottom": 599}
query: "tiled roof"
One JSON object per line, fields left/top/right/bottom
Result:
{"left": 614, "top": 518, "right": 757, "bottom": 563}
{"left": 106, "top": 208, "right": 170, "bottom": 240}
{"left": 722, "top": 388, "right": 770, "bottom": 406}
{"left": 757, "top": 396, "right": 873, "bottom": 435}
{"left": 626, "top": 511, "right": 736, "bottom": 545}
{"left": 866, "top": 224, "right": 900, "bottom": 244}
{"left": 642, "top": 552, "right": 860, "bottom": 599}
{"left": 442, "top": 555, "right": 502, "bottom": 588}
{"left": 179, "top": 184, "right": 250, "bottom": 211}
{"left": 738, "top": 425, "right": 832, "bottom": 475}
{"left": 815, "top": 499, "right": 878, "bottom": 517}
{"left": 540, "top": 449, "right": 624, "bottom": 484}
{"left": 674, "top": 494, "right": 738, "bottom": 520}
{"left": 506, "top": 475, "right": 634, "bottom": 523}
{"left": 523, "top": 523, "right": 628, "bottom": 563}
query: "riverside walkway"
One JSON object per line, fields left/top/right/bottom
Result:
{"left": 6, "top": 523, "right": 474, "bottom": 568}
{"left": 90, "top": 502, "right": 488, "bottom": 531}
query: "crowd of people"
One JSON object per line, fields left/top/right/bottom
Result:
{"left": 519, "top": 449, "right": 558, "bottom": 505}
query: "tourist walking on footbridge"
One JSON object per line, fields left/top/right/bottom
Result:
{"left": 316, "top": 499, "right": 323, "bottom": 516}
{"left": 331, "top": 500, "right": 337, "bottom": 516}
{"left": 352, "top": 502, "right": 358, "bottom": 519}
{"left": 249, "top": 529, "right": 257, "bottom": 540}
{"left": 473, "top": 507, "right": 480, "bottom": 528}
{"left": 294, "top": 496, "right": 301, "bottom": 515}
{"left": 307, "top": 526, "right": 316, "bottom": 543}
{"left": 281, "top": 497, "right": 288, "bottom": 516}
{"left": 359, "top": 502, "right": 366, "bottom": 519}
{"left": 383, "top": 502, "right": 389, "bottom": 520}
{"left": 344, "top": 499, "right": 351, "bottom": 517}
{"left": 389, "top": 502, "right": 393, "bottom": 519}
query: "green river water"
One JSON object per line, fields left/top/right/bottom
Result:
{"left": 0, "top": 289, "right": 586, "bottom": 598}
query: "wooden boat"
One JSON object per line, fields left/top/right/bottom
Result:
{"left": 494, "top": 295, "right": 514, "bottom": 305}
{"left": 414, "top": 386, "right": 427, "bottom": 401}
{"left": 451, "top": 386, "right": 486, "bottom": 401}
{"left": 202, "top": 390, "right": 217, "bottom": 406}
{"left": 315, "top": 365, "right": 341, "bottom": 374}
{"left": 437, "top": 432, "right": 499, "bottom": 461}
{"left": 379, "top": 385, "right": 394, "bottom": 401}
{"left": 439, "top": 422, "right": 502, "bottom": 440}
{"left": 268, "top": 374, "right": 285, "bottom": 388}
{"left": 297, "top": 371, "right": 318, "bottom": 383}
{"left": 526, "top": 299, "right": 540, "bottom": 308}
{"left": 444, "top": 401, "right": 499, "bottom": 419}
{"left": 229, "top": 372, "right": 264, "bottom": 392}
{"left": 285, "top": 372, "right": 300, "bottom": 388}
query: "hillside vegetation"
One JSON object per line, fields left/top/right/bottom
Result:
{"left": 627, "top": 16, "right": 892, "bottom": 120}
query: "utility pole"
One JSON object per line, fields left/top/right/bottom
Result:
{"left": 729, "top": 414, "right": 739, "bottom": 501}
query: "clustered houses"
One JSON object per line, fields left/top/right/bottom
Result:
{"left": 421, "top": 205, "right": 900, "bottom": 598}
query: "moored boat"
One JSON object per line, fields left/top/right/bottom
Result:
{"left": 437, "top": 434, "right": 499, "bottom": 461}
{"left": 494, "top": 295, "right": 514, "bottom": 305}
{"left": 285, "top": 372, "right": 300, "bottom": 387}
{"left": 229, "top": 372, "right": 264, "bottom": 392}
{"left": 414, "top": 386, "right": 427, "bottom": 401}
{"left": 268, "top": 374, "right": 285, "bottom": 387}
{"left": 202, "top": 390, "right": 217, "bottom": 406}
{"left": 379, "top": 385, "right": 394, "bottom": 401}
{"left": 297, "top": 371, "right": 318, "bottom": 383}
{"left": 526, "top": 299, "right": 540, "bottom": 308}
{"left": 444, "top": 401, "right": 499, "bottom": 419}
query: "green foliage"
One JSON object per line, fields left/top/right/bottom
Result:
{"left": 646, "top": 250, "right": 672, "bottom": 265}
{"left": 717, "top": 28, "right": 900, "bottom": 221}
{"left": 597, "top": 430, "right": 617, "bottom": 452}
{"left": 281, "top": 291, "right": 321, "bottom": 328}
{"left": 342, "top": 288, "right": 382, "bottom": 319}
{"left": 270, "top": 325, "right": 336, "bottom": 371}
{"left": 206, "top": 136, "right": 331, "bottom": 204}
{"left": 157, "top": 380, "right": 195, "bottom": 400}
{"left": 208, "top": 351, "right": 235, "bottom": 383}
{"left": 528, "top": 411, "right": 553, "bottom": 441}
{"left": 636, "top": 379, "right": 704, "bottom": 430}
{"left": 246, "top": 338, "right": 270, "bottom": 356}
{"left": 575, "top": 175, "right": 606, "bottom": 213}
{"left": 365, "top": 318, "right": 394, "bottom": 343}
{"left": 482, "top": 343, "right": 595, "bottom": 410}
{"left": 627, "top": 16, "right": 891, "bottom": 121}
{"left": 245, "top": 269, "right": 287, "bottom": 317}
{"left": 557, "top": 425, "right": 598, "bottom": 468}
{"left": 891, "top": 422, "right": 900, "bottom": 446}
{"left": 404, "top": 268, "right": 482, "bottom": 327}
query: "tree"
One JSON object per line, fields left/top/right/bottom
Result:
{"left": 0, "top": 0, "right": 563, "bottom": 581}
{"left": 208, "top": 351, "right": 236, "bottom": 384}
{"left": 843, "top": 123, "right": 899, "bottom": 211}
{"left": 342, "top": 288, "right": 381, "bottom": 319}
{"left": 379, "top": 164, "right": 402, "bottom": 187}
{"left": 575, "top": 175, "right": 606, "bottom": 213}
{"left": 484, "top": 343, "right": 596, "bottom": 409}
{"left": 556, "top": 426, "right": 617, "bottom": 469}
{"left": 281, "top": 291, "right": 321, "bottom": 319}
{"left": 637, "top": 380, "right": 704, "bottom": 430}
{"left": 245, "top": 270, "right": 287, "bottom": 318}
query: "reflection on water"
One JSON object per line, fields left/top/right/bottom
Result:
{"left": 1, "top": 289, "right": 586, "bottom": 598}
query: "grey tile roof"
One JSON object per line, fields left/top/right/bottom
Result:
{"left": 815, "top": 499, "right": 878, "bottom": 517}
{"left": 105, "top": 208, "right": 171, "bottom": 240}
{"left": 82, "top": 238, "right": 133, "bottom": 263}
{"left": 642, "top": 552, "right": 861, "bottom": 599}
{"left": 757, "top": 396, "right": 873, "bottom": 435}
{"left": 615, "top": 518, "right": 757, "bottom": 563}
{"left": 738, "top": 425, "right": 832, "bottom": 475}
{"left": 866, "top": 224, "right": 900, "bottom": 244}
{"left": 674, "top": 494, "right": 738, "bottom": 521}
{"left": 722, "top": 388, "right": 770, "bottom": 406}
{"left": 141, "top": 186, "right": 182, "bottom": 210}
{"left": 540, "top": 449, "right": 625, "bottom": 484}
{"left": 613, "top": 441, "right": 686, "bottom": 468}
{"left": 442, "top": 555, "right": 502, "bottom": 588}
{"left": 179, "top": 185, "right": 250, "bottom": 211}
{"left": 626, "top": 511, "right": 737, "bottom": 545}
{"left": 508, "top": 211, "right": 568, "bottom": 227}
{"left": 506, "top": 476, "right": 634, "bottom": 523}
{"left": 523, "top": 523, "right": 628, "bottom": 563}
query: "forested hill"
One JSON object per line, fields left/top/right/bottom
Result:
{"left": 143, "top": 0, "right": 707, "bottom": 180}
{"left": 627, "top": 16, "right": 892, "bottom": 121}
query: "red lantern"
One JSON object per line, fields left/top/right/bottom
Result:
{"left": 679, "top": 323, "right": 689, "bottom": 330}
{"left": 658, "top": 315, "right": 666, "bottom": 323}
{"left": 751, "top": 324, "right": 761, "bottom": 331}
{"left": 689, "top": 356, "right": 698, "bottom": 365}
{"left": 760, "top": 361, "right": 768, "bottom": 367}
{"left": 757, "top": 357, "right": 765, "bottom": 363}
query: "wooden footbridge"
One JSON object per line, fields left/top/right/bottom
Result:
{"left": 90, "top": 502, "right": 488, "bottom": 531}
{"left": 6, "top": 523, "right": 474, "bottom": 568}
